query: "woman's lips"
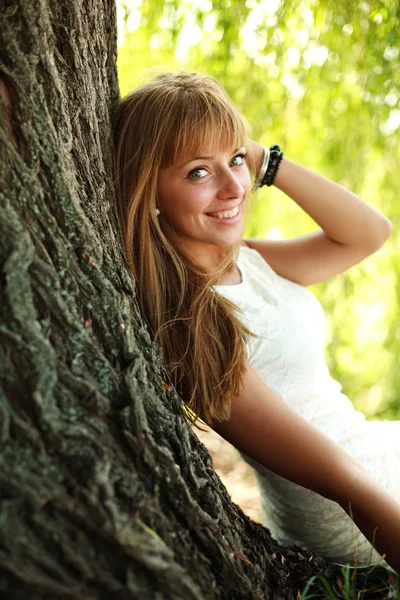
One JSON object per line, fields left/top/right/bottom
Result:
{"left": 205, "top": 203, "right": 243, "bottom": 225}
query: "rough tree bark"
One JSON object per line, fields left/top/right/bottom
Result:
{"left": 0, "top": 1, "right": 325, "bottom": 598}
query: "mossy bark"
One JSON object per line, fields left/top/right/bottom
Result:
{"left": 0, "top": 1, "right": 325, "bottom": 598}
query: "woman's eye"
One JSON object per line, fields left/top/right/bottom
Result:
{"left": 188, "top": 167, "right": 208, "bottom": 180}
{"left": 231, "top": 152, "right": 248, "bottom": 167}
{"left": 187, "top": 153, "right": 247, "bottom": 180}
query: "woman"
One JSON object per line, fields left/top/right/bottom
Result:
{"left": 111, "top": 71, "right": 400, "bottom": 572}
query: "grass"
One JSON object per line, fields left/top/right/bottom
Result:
{"left": 300, "top": 564, "right": 400, "bottom": 599}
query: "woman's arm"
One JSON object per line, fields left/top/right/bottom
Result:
{"left": 245, "top": 140, "right": 392, "bottom": 286}
{"left": 249, "top": 140, "right": 392, "bottom": 248}
{"left": 210, "top": 363, "right": 400, "bottom": 572}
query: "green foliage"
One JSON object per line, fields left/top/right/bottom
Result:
{"left": 301, "top": 563, "right": 400, "bottom": 598}
{"left": 116, "top": 0, "right": 400, "bottom": 419}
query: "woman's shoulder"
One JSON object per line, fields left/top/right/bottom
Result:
{"left": 239, "top": 240, "right": 273, "bottom": 271}
{"left": 235, "top": 241, "right": 280, "bottom": 289}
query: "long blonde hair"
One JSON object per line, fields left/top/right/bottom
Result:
{"left": 112, "top": 71, "right": 258, "bottom": 427}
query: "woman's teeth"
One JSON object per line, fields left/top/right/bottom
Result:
{"left": 208, "top": 205, "right": 239, "bottom": 219}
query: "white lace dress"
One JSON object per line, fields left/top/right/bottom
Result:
{"left": 213, "top": 245, "right": 400, "bottom": 566}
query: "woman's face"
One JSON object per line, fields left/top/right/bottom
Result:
{"left": 157, "top": 145, "right": 252, "bottom": 264}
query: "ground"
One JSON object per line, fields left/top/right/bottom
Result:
{"left": 193, "top": 424, "right": 262, "bottom": 523}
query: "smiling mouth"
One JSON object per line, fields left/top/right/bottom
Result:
{"left": 206, "top": 205, "right": 240, "bottom": 219}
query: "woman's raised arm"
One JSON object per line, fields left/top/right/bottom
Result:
{"left": 210, "top": 363, "right": 400, "bottom": 572}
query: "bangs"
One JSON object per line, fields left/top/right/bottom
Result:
{"left": 161, "top": 91, "right": 248, "bottom": 169}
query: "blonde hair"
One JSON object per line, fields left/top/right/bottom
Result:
{"left": 112, "top": 71, "right": 258, "bottom": 427}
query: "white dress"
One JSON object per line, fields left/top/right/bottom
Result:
{"left": 213, "top": 245, "right": 400, "bottom": 566}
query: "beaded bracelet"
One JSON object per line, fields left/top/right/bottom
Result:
{"left": 261, "top": 144, "right": 284, "bottom": 187}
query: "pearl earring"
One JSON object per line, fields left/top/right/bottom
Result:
{"left": 155, "top": 208, "right": 160, "bottom": 216}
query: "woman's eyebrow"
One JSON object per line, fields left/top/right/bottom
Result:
{"left": 177, "top": 147, "right": 243, "bottom": 170}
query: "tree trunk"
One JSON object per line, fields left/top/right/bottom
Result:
{"left": 0, "top": 1, "right": 325, "bottom": 598}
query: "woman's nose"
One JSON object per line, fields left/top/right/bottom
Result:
{"left": 217, "top": 169, "right": 244, "bottom": 199}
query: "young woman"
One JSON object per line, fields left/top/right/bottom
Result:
{"left": 111, "top": 71, "right": 400, "bottom": 572}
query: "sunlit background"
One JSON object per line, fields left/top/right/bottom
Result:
{"left": 116, "top": 0, "right": 399, "bottom": 521}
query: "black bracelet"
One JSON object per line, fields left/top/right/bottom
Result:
{"left": 260, "top": 144, "right": 284, "bottom": 187}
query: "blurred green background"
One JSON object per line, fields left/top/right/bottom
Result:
{"left": 116, "top": 0, "right": 400, "bottom": 420}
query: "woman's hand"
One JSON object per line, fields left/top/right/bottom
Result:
{"left": 337, "top": 469, "right": 400, "bottom": 571}
{"left": 247, "top": 139, "right": 265, "bottom": 179}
